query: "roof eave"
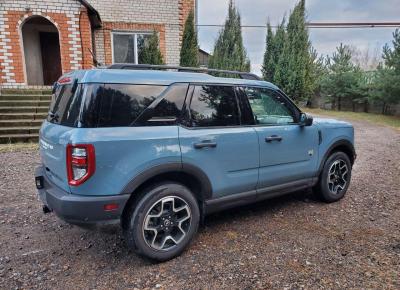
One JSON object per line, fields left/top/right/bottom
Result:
{"left": 78, "top": 0, "right": 102, "bottom": 28}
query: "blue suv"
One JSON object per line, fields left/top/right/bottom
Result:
{"left": 35, "top": 65, "right": 356, "bottom": 261}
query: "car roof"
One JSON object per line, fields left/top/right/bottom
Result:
{"left": 75, "top": 69, "right": 278, "bottom": 89}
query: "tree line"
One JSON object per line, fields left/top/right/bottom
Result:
{"left": 139, "top": 0, "right": 400, "bottom": 115}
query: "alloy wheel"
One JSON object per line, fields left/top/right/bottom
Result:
{"left": 142, "top": 196, "right": 191, "bottom": 251}
{"left": 327, "top": 159, "right": 349, "bottom": 195}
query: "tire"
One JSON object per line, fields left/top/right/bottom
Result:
{"left": 315, "top": 151, "right": 352, "bottom": 203}
{"left": 123, "top": 182, "right": 200, "bottom": 261}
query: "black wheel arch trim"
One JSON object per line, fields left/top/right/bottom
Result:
{"left": 121, "top": 162, "right": 213, "bottom": 201}
{"left": 317, "top": 139, "right": 356, "bottom": 175}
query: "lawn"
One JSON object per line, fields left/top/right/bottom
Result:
{"left": 303, "top": 108, "right": 400, "bottom": 130}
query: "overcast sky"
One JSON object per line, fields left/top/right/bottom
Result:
{"left": 197, "top": 0, "right": 400, "bottom": 74}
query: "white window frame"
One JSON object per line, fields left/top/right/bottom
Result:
{"left": 111, "top": 31, "right": 152, "bottom": 64}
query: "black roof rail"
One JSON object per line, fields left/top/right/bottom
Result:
{"left": 107, "top": 63, "right": 261, "bottom": 80}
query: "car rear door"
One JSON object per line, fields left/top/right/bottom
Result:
{"left": 179, "top": 84, "right": 259, "bottom": 199}
{"left": 239, "top": 86, "right": 319, "bottom": 190}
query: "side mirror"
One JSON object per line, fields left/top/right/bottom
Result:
{"left": 300, "top": 113, "right": 313, "bottom": 127}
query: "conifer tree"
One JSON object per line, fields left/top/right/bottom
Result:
{"left": 208, "top": 0, "right": 250, "bottom": 73}
{"left": 262, "top": 19, "right": 286, "bottom": 82}
{"left": 280, "top": 0, "right": 311, "bottom": 100}
{"left": 180, "top": 10, "right": 199, "bottom": 67}
{"left": 138, "top": 31, "right": 164, "bottom": 65}
{"left": 263, "top": 0, "right": 313, "bottom": 101}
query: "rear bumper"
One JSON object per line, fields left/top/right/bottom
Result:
{"left": 35, "top": 166, "right": 130, "bottom": 225}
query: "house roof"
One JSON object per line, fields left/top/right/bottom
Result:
{"left": 198, "top": 48, "right": 211, "bottom": 56}
{"left": 78, "top": 0, "right": 102, "bottom": 28}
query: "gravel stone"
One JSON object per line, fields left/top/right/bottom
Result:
{"left": 0, "top": 117, "right": 399, "bottom": 289}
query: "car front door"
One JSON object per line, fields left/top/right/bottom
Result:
{"left": 239, "top": 86, "right": 319, "bottom": 192}
{"left": 179, "top": 84, "right": 259, "bottom": 199}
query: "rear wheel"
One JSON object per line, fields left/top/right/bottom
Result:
{"left": 315, "top": 151, "right": 352, "bottom": 203}
{"left": 123, "top": 182, "right": 200, "bottom": 261}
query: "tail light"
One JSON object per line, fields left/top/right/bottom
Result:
{"left": 66, "top": 144, "right": 95, "bottom": 186}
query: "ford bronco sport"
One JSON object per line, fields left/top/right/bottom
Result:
{"left": 35, "top": 64, "right": 356, "bottom": 261}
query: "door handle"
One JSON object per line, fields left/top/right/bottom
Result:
{"left": 265, "top": 135, "right": 282, "bottom": 142}
{"left": 193, "top": 141, "right": 217, "bottom": 149}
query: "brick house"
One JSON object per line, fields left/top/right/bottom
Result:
{"left": 0, "top": 0, "right": 196, "bottom": 87}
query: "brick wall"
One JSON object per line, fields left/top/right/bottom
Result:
{"left": 0, "top": 0, "right": 91, "bottom": 87}
{"left": 179, "top": 0, "right": 195, "bottom": 42}
{"left": 0, "top": 0, "right": 196, "bottom": 86}
{"left": 98, "top": 22, "right": 166, "bottom": 65}
{"left": 89, "top": 0, "right": 195, "bottom": 65}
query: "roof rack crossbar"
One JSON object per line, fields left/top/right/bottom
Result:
{"left": 107, "top": 64, "right": 261, "bottom": 80}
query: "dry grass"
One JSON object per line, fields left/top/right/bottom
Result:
{"left": 303, "top": 108, "right": 400, "bottom": 130}
{"left": 0, "top": 142, "right": 38, "bottom": 153}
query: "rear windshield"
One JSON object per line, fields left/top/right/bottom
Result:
{"left": 47, "top": 83, "right": 83, "bottom": 127}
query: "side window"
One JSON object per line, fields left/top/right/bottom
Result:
{"left": 135, "top": 83, "right": 188, "bottom": 126}
{"left": 97, "top": 84, "right": 167, "bottom": 127}
{"left": 189, "top": 85, "right": 240, "bottom": 127}
{"left": 244, "top": 87, "right": 296, "bottom": 125}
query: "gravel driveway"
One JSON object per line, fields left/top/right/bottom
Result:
{"left": 1, "top": 117, "right": 399, "bottom": 289}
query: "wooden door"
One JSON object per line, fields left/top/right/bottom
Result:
{"left": 39, "top": 32, "right": 62, "bottom": 85}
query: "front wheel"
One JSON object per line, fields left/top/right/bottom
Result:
{"left": 315, "top": 151, "right": 352, "bottom": 203}
{"left": 123, "top": 182, "right": 200, "bottom": 261}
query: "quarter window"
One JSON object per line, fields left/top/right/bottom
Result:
{"left": 112, "top": 32, "right": 152, "bottom": 64}
{"left": 189, "top": 85, "right": 240, "bottom": 127}
{"left": 96, "top": 84, "right": 167, "bottom": 127}
{"left": 244, "top": 87, "right": 296, "bottom": 125}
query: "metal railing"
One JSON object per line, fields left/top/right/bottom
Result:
{"left": 107, "top": 63, "right": 261, "bottom": 80}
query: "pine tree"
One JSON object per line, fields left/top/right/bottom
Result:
{"left": 264, "top": 0, "right": 313, "bottom": 101}
{"left": 262, "top": 21, "right": 286, "bottom": 82}
{"left": 208, "top": 0, "right": 250, "bottom": 73}
{"left": 383, "top": 29, "right": 400, "bottom": 72}
{"left": 321, "top": 43, "right": 360, "bottom": 110}
{"left": 371, "top": 29, "right": 400, "bottom": 113}
{"left": 281, "top": 0, "right": 312, "bottom": 100}
{"left": 262, "top": 22, "right": 274, "bottom": 81}
{"left": 180, "top": 10, "right": 199, "bottom": 67}
{"left": 263, "top": 19, "right": 286, "bottom": 84}
{"left": 138, "top": 31, "right": 164, "bottom": 65}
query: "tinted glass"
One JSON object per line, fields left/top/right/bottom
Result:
{"left": 80, "top": 84, "right": 103, "bottom": 127}
{"left": 47, "top": 83, "right": 83, "bottom": 127}
{"left": 236, "top": 87, "right": 255, "bottom": 125}
{"left": 244, "top": 87, "right": 295, "bottom": 125}
{"left": 189, "top": 85, "right": 239, "bottom": 127}
{"left": 96, "top": 84, "right": 167, "bottom": 127}
{"left": 135, "top": 84, "right": 188, "bottom": 126}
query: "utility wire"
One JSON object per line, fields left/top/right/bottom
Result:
{"left": 196, "top": 22, "right": 400, "bottom": 29}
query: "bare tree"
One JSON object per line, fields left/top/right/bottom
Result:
{"left": 349, "top": 44, "right": 381, "bottom": 71}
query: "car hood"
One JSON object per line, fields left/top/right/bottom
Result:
{"left": 313, "top": 117, "right": 353, "bottom": 128}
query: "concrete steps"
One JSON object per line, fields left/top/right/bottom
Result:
{"left": 0, "top": 119, "right": 43, "bottom": 127}
{"left": 0, "top": 89, "right": 51, "bottom": 143}
{"left": 0, "top": 94, "right": 52, "bottom": 101}
{"left": 0, "top": 134, "right": 39, "bottom": 143}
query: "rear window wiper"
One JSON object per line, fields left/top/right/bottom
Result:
{"left": 48, "top": 111, "right": 59, "bottom": 122}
